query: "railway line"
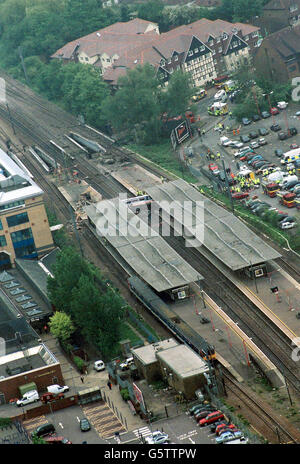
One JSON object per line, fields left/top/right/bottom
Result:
{"left": 223, "top": 372, "right": 300, "bottom": 444}
{"left": 164, "top": 234, "right": 300, "bottom": 392}
{"left": 2, "top": 76, "right": 300, "bottom": 392}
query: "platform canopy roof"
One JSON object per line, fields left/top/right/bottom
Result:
{"left": 85, "top": 197, "right": 202, "bottom": 292}
{"left": 146, "top": 179, "right": 281, "bottom": 271}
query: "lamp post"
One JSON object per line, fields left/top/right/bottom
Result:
{"left": 263, "top": 91, "right": 274, "bottom": 124}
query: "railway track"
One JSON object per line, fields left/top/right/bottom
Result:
{"left": 164, "top": 234, "right": 300, "bottom": 392}
{"left": 2, "top": 74, "right": 300, "bottom": 391}
{"left": 223, "top": 372, "right": 300, "bottom": 444}
{"left": 277, "top": 256, "right": 300, "bottom": 282}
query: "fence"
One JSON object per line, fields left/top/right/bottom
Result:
{"left": 127, "top": 309, "right": 158, "bottom": 343}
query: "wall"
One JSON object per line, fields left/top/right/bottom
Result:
{"left": 0, "top": 363, "right": 63, "bottom": 403}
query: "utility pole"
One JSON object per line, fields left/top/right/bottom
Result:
{"left": 6, "top": 104, "right": 16, "bottom": 135}
{"left": 252, "top": 86, "right": 261, "bottom": 116}
{"left": 221, "top": 158, "right": 234, "bottom": 214}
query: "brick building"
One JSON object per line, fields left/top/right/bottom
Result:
{"left": 0, "top": 289, "right": 63, "bottom": 403}
{"left": 52, "top": 18, "right": 260, "bottom": 89}
{"left": 0, "top": 149, "right": 54, "bottom": 269}
{"left": 254, "top": 24, "right": 300, "bottom": 82}
{"left": 255, "top": 0, "right": 300, "bottom": 35}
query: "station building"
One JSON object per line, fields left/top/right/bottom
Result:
{"left": 0, "top": 288, "right": 63, "bottom": 403}
{"left": 0, "top": 149, "right": 54, "bottom": 269}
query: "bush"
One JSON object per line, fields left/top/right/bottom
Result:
{"left": 73, "top": 355, "right": 86, "bottom": 373}
{"left": 120, "top": 388, "right": 130, "bottom": 401}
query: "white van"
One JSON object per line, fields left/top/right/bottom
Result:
{"left": 281, "top": 175, "right": 298, "bottom": 187}
{"left": 94, "top": 360, "right": 105, "bottom": 371}
{"left": 47, "top": 384, "right": 69, "bottom": 394}
{"left": 214, "top": 89, "right": 227, "bottom": 102}
{"left": 17, "top": 390, "right": 39, "bottom": 407}
{"left": 281, "top": 153, "right": 300, "bottom": 164}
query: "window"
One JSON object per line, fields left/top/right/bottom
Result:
{"left": 174, "top": 55, "right": 178, "bottom": 61}
{"left": 217, "top": 37, "right": 221, "bottom": 43}
{"left": 188, "top": 50, "right": 193, "bottom": 56}
{"left": 194, "top": 48, "right": 199, "bottom": 53}
{"left": 0, "top": 236, "right": 6, "bottom": 247}
{"left": 245, "top": 35, "right": 249, "bottom": 41}
{"left": 199, "top": 46, "right": 205, "bottom": 52}
{"left": 10, "top": 228, "right": 33, "bottom": 243}
{"left": 218, "top": 47, "right": 222, "bottom": 53}
{"left": 289, "top": 4, "right": 298, "bottom": 12}
{"left": 7, "top": 212, "right": 29, "bottom": 228}
{"left": 0, "top": 200, "right": 25, "bottom": 211}
{"left": 252, "top": 32, "right": 258, "bottom": 37}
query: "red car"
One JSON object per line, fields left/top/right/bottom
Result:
{"left": 195, "top": 410, "right": 216, "bottom": 421}
{"left": 216, "top": 423, "right": 237, "bottom": 435}
{"left": 208, "top": 163, "right": 219, "bottom": 172}
{"left": 232, "top": 192, "right": 249, "bottom": 200}
{"left": 270, "top": 107, "right": 280, "bottom": 115}
{"left": 290, "top": 143, "right": 299, "bottom": 150}
{"left": 199, "top": 411, "right": 225, "bottom": 427}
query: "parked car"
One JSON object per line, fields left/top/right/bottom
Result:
{"left": 278, "top": 132, "right": 288, "bottom": 140}
{"left": 44, "top": 435, "right": 72, "bottom": 444}
{"left": 242, "top": 117, "right": 251, "bottom": 125}
{"left": 270, "top": 107, "right": 280, "bottom": 115}
{"left": 261, "top": 111, "right": 270, "bottom": 118}
{"left": 259, "top": 127, "right": 269, "bottom": 136}
{"left": 290, "top": 143, "right": 299, "bottom": 150}
{"left": 270, "top": 124, "right": 281, "bottom": 132}
{"left": 94, "top": 360, "right": 105, "bottom": 371}
{"left": 277, "top": 101, "right": 288, "bottom": 109}
{"left": 199, "top": 411, "right": 225, "bottom": 427}
{"left": 119, "top": 357, "right": 134, "bottom": 370}
{"left": 229, "top": 140, "right": 244, "bottom": 149}
{"left": 145, "top": 431, "right": 169, "bottom": 444}
{"left": 216, "top": 431, "right": 243, "bottom": 444}
{"left": 275, "top": 149, "right": 284, "bottom": 158}
{"left": 279, "top": 221, "right": 296, "bottom": 229}
{"left": 295, "top": 111, "right": 300, "bottom": 117}
{"left": 289, "top": 127, "right": 298, "bottom": 136}
{"left": 249, "top": 131, "right": 259, "bottom": 139}
{"left": 195, "top": 409, "right": 217, "bottom": 421}
{"left": 17, "top": 390, "right": 39, "bottom": 407}
{"left": 232, "top": 192, "right": 249, "bottom": 200}
{"left": 193, "top": 405, "right": 216, "bottom": 416}
{"left": 258, "top": 138, "right": 267, "bottom": 146}
{"left": 250, "top": 141, "right": 260, "bottom": 149}
{"left": 80, "top": 418, "right": 91, "bottom": 432}
{"left": 189, "top": 403, "right": 205, "bottom": 415}
{"left": 215, "top": 423, "right": 237, "bottom": 435}
{"left": 208, "top": 163, "right": 220, "bottom": 175}
{"left": 220, "top": 136, "right": 233, "bottom": 146}
{"left": 240, "top": 135, "right": 250, "bottom": 143}
{"left": 252, "top": 114, "right": 261, "bottom": 122}
{"left": 248, "top": 155, "right": 262, "bottom": 164}
{"left": 32, "top": 423, "right": 56, "bottom": 438}
{"left": 47, "top": 385, "right": 69, "bottom": 394}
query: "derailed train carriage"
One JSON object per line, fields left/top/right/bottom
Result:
{"left": 128, "top": 276, "right": 216, "bottom": 363}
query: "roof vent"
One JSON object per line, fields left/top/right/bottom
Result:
{"left": 96, "top": 33, "right": 101, "bottom": 37}
{"left": 134, "top": 59, "right": 138, "bottom": 63}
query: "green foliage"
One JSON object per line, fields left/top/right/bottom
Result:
{"left": 120, "top": 388, "right": 130, "bottom": 401}
{"left": 49, "top": 311, "right": 75, "bottom": 342}
{"left": 47, "top": 246, "right": 126, "bottom": 359}
{"left": 31, "top": 433, "right": 47, "bottom": 444}
{"left": 0, "top": 417, "right": 11, "bottom": 428}
{"left": 73, "top": 355, "right": 86, "bottom": 372}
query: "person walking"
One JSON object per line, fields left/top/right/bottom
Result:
{"left": 107, "top": 381, "right": 112, "bottom": 390}
{"left": 80, "top": 376, "right": 84, "bottom": 384}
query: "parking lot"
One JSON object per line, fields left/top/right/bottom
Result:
{"left": 193, "top": 92, "right": 300, "bottom": 224}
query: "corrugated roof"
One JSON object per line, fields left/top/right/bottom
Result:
{"left": 146, "top": 179, "right": 281, "bottom": 271}
{"left": 85, "top": 198, "right": 202, "bottom": 292}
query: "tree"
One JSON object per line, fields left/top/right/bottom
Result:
{"left": 49, "top": 311, "right": 75, "bottom": 342}
{"left": 101, "top": 63, "right": 162, "bottom": 143}
{"left": 47, "top": 247, "right": 92, "bottom": 314}
{"left": 161, "top": 70, "right": 194, "bottom": 118}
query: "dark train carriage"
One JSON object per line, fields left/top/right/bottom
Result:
{"left": 128, "top": 276, "right": 216, "bottom": 363}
